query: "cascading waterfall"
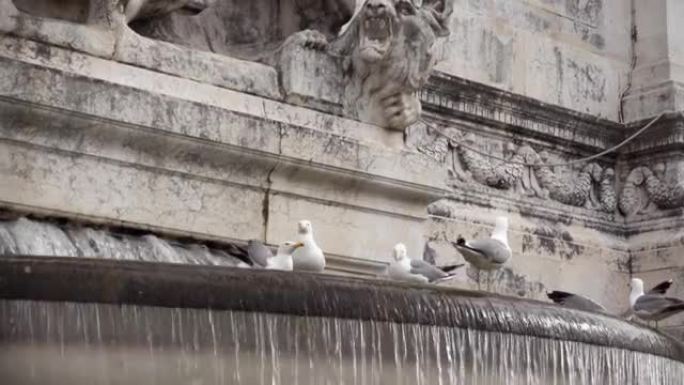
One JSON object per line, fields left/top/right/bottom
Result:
{"left": 0, "top": 217, "right": 243, "bottom": 266}
{"left": 1, "top": 218, "right": 684, "bottom": 384}
{"left": 1, "top": 300, "right": 683, "bottom": 385}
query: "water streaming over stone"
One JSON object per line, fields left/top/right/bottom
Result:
{"left": 0, "top": 217, "right": 244, "bottom": 266}
{"left": 1, "top": 300, "right": 683, "bottom": 385}
{"left": 2, "top": 218, "right": 684, "bottom": 384}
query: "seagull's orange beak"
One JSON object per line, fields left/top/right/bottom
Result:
{"left": 294, "top": 242, "right": 304, "bottom": 248}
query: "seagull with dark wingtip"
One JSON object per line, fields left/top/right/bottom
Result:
{"left": 451, "top": 216, "right": 511, "bottom": 290}
{"left": 245, "top": 239, "right": 303, "bottom": 271}
{"left": 546, "top": 291, "right": 608, "bottom": 313}
{"left": 630, "top": 278, "right": 684, "bottom": 328}
{"left": 547, "top": 279, "right": 674, "bottom": 316}
{"left": 388, "top": 243, "right": 464, "bottom": 284}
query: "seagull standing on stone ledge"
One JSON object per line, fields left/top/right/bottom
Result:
{"left": 246, "top": 240, "right": 303, "bottom": 271}
{"left": 451, "top": 216, "right": 511, "bottom": 291}
{"left": 268, "top": 241, "right": 304, "bottom": 271}
{"left": 388, "top": 243, "right": 464, "bottom": 284}
{"left": 293, "top": 220, "right": 326, "bottom": 272}
{"left": 630, "top": 278, "right": 684, "bottom": 328}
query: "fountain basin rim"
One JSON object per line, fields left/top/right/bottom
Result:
{"left": 1, "top": 256, "right": 683, "bottom": 363}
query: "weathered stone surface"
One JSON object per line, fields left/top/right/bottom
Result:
{"left": 623, "top": 0, "right": 684, "bottom": 121}
{"left": 433, "top": 0, "right": 632, "bottom": 120}
{"left": 0, "top": 36, "right": 447, "bottom": 267}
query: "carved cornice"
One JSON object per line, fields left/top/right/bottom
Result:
{"left": 620, "top": 112, "right": 684, "bottom": 156}
{"left": 420, "top": 72, "right": 624, "bottom": 152}
{"left": 417, "top": 73, "right": 684, "bottom": 232}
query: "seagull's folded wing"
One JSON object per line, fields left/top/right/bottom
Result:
{"left": 635, "top": 295, "right": 684, "bottom": 313}
{"left": 466, "top": 239, "right": 510, "bottom": 264}
{"left": 247, "top": 242, "right": 273, "bottom": 267}
{"left": 547, "top": 291, "right": 607, "bottom": 313}
{"left": 410, "top": 260, "right": 448, "bottom": 281}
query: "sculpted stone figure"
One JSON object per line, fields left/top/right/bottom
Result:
{"left": 129, "top": 0, "right": 356, "bottom": 62}
{"left": 330, "top": 0, "right": 453, "bottom": 131}
{"left": 2, "top": 0, "right": 353, "bottom": 62}
{"left": 0, "top": 0, "right": 209, "bottom": 58}
{"left": 8, "top": 0, "right": 199, "bottom": 25}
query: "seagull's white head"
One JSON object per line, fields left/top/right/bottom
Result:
{"left": 491, "top": 216, "right": 509, "bottom": 245}
{"left": 393, "top": 243, "right": 408, "bottom": 261}
{"left": 297, "top": 220, "right": 313, "bottom": 235}
{"left": 629, "top": 278, "right": 644, "bottom": 307}
{"left": 277, "top": 241, "right": 304, "bottom": 255}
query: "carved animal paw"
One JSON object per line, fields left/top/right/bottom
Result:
{"left": 380, "top": 92, "right": 421, "bottom": 130}
{"left": 286, "top": 29, "right": 329, "bottom": 51}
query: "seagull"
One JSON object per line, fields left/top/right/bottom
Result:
{"left": 388, "top": 243, "right": 464, "bottom": 284}
{"left": 292, "top": 220, "right": 326, "bottom": 272}
{"left": 547, "top": 291, "right": 607, "bottom": 313}
{"left": 451, "top": 216, "right": 511, "bottom": 290}
{"left": 265, "top": 241, "right": 304, "bottom": 271}
{"left": 630, "top": 278, "right": 684, "bottom": 328}
{"left": 547, "top": 279, "right": 674, "bottom": 316}
{"left": 246, "top": 239, "right": 274, "bottom": 268}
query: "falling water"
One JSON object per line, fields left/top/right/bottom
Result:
{"left": 1, "top": 300, "right": 683, "bottom": 385}
{"left": 0, "top": 217, "right": 243, "bottom": 266}
{"left": 2, "top": 219, "right": 684, "bottom": 384}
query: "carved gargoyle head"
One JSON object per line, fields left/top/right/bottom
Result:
{"left": 334, "top": 0, "right": 452, "bottom": 131}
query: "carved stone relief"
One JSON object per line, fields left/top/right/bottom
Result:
{"left": 426, "top": 125, "right": 618, "bottom": 214}
{"left": 130, "top": 0, "right": 356, "bottom": 62}
{"left": 9, "top": 0, "right": 202, "bottom": 26}
{"left": 330, "top": 0, "right": 453, "bottom": 131}
{"left": 619, "top": 164, "right": 684, "bottom": 217}
{"left": 451, "top": 133, "right": 539, "bottom": 194}
{"left": 5, "top": 0, "right": 352, "bottom": 58}
{"left": 3, "top": 0, "right": 451, "bottom": 132}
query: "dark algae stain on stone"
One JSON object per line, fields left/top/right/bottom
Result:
{"left": 527, "top": 226, "right": 584, "bottom": 260}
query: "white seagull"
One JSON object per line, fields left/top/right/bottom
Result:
{"left": 630, "top": 278, "right": 684, "bottom": 328}
{"left": 292, "top": 220, "right": 326, "bottom": 272}
{"left": 388, "top": 243, "right": 464, "bottom": 284}
{"left": 452, "top": 216, "right": 512, "bottom": 290}
{"left": 245, "top": 240, "right": 303, "bottom": 271}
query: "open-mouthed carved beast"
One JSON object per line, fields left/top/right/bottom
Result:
{"left": 331, "top": 0, "right": 453, "bottom": 131}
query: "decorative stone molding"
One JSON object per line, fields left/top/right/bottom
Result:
{"left": 619, "top": 164, "right": 684, "bottom": 217}
{"left": 434, "top": 126, "right": 618, "bottom": 215}
{"left": 452, "top": 133, "right": 537, "bottom": 193}
{"left": 420, "top": 73, "right": 624, "bottom": 152}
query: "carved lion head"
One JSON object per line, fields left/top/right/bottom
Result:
{"left": 334, "top": 0, "right": 452, "bottom": 131}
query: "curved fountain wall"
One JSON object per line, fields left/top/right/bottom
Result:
{"left": 1, "top": 255, "right": 684, "bottom": 384}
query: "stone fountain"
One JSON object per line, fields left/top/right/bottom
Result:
{"left": 2, "top": 0, "right": 684, "bottom": 383}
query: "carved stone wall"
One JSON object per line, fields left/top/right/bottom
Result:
{"left": 0, "top": 0, "right": 683, "bottom": 316}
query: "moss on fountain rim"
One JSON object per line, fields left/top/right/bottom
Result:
{"left": 1, "top": 255, "right": 683, "bottom": 363}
